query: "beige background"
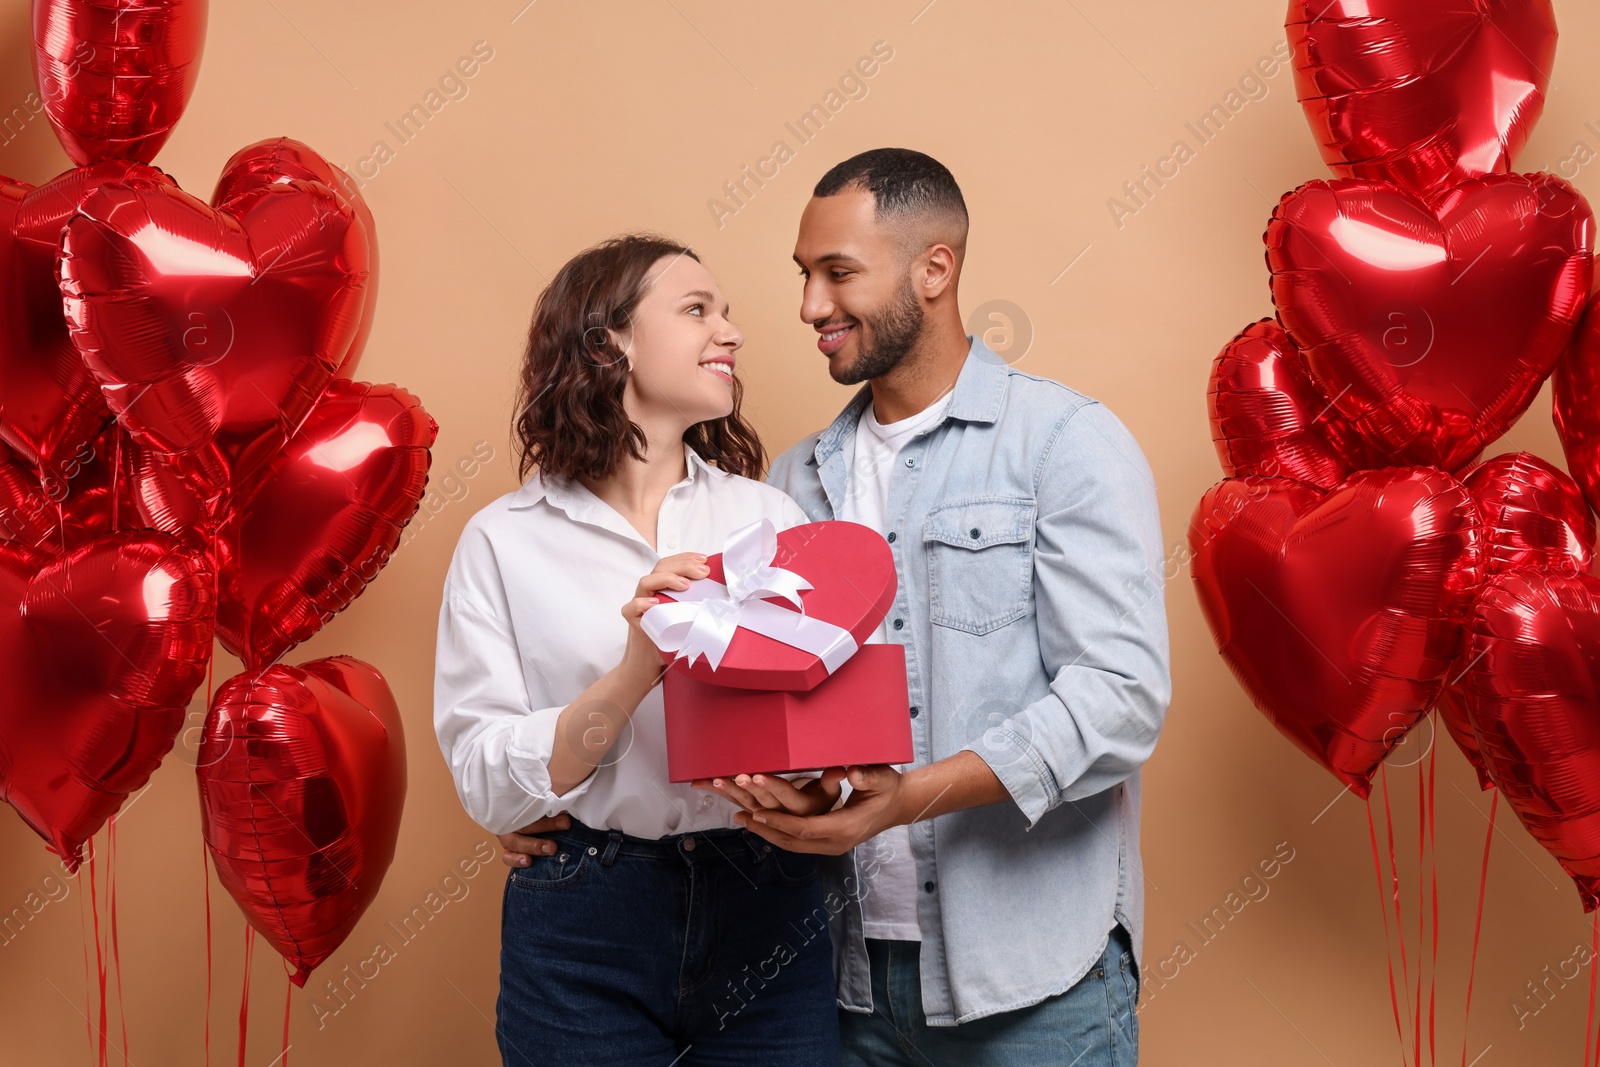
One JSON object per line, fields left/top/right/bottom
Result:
{"left": 1, "top": 0, "right": 1598, "bottom": 1063}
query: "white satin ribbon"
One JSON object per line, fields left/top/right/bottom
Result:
{"left": 640, "top": 518, "right": 859, "bottom": 676}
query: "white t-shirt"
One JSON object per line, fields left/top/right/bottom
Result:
{"left": 840, "top": 388, "right": 953, "bottom": 942}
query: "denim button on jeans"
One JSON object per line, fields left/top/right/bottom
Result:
{"left": 496, "top": 817, "right": 840, "bottom": 1067}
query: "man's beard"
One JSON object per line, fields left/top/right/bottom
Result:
{"left": 829, "top": 277, "right": 925, "bottom": 386}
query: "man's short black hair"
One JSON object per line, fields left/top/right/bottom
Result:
{"left": 813, "top": 148, "right": 967, "bottom": 225}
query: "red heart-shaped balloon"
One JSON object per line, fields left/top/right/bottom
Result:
{"left": 655, "top": 520, "right": 895, "bottom": 691}
{"left": 31, "top": 0, "right": 209, "bottom": 166}
{"left": 1464, "top": 570, "right": 1600, "bottom": 910}
{"left": 0, "top": 425, "right": 123, "bottom": 554}
{"left": 1286, "top": 0, "right": 1557, "bottom": 200}
{"left": 0, "top": 531, "right": 214, "bottom": 871}
{"left": 1462, "top": 452, "right": 1595, "bottom": 578}
{"left": 114, "top": 439, "right": 228, "bottom": 557}
{"left": 215, "top": 380, "right": 436, "bottom": 669}
{"left": 0, "top": 160, "right": 174, "bottom": 474}
{"left": 198, "top": 655, "right": 406, "bottom": 986}
{"left": 57, "top": 160, "right": 370, "bottom": 496}
{"left": 209, "top": 138, "right": 379, "bottom": 383}
{"left": 1267, "top": 174, "right": 1594, "bottom": 472}
{"left": 1209, "top": 318, "right": 1375, "bottom": 489}
{"left": 1555, "top": 290, "right": 1600, "bottom": 515}
{"left": 0, "top": 445, "right": 58, "bottom": 552}
{"left": 1437, "top": 452, "right": 1595, "bottom": 789}
{"left": 1190, "top": 468, "right": 1483, "bottom": 796}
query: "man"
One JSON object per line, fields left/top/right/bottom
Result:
{"left": 731, "top": 148, "right": 1169, "bottom": 1065}
{"left": 499, "top": 148, "right": 1170, "bottom": 1065}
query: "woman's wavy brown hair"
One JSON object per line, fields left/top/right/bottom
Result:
{"left": 512, "top": 233, "right": 768, "bottom": 484}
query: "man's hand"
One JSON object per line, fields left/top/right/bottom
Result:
{"left": 691, "top": 767, "right": 848, "bottom": 817}
{"left": 497, "top": 813, "right": 572, "bottom": 868}
{"left": 728, "top": 765, "right": 909, "bottom": 855}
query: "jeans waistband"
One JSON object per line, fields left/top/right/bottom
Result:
{"left": 537, "top": 816, "right": 771, "bottom": 866}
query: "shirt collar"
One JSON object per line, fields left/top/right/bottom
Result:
{"left": 507, "top": 443, "right": 726, "bottom": 512}
{"left": 810, "top": 333, "right": 1008, "bottom": 467}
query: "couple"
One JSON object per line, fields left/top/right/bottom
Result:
{"left": 433, "top": 148, "right": 1171, "bottom": 1066}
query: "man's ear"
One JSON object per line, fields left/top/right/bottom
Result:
{"left": 917, "top": 243, "right": 959, "bottom": 301}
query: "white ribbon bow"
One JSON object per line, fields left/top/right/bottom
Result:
{"left": 640, "top": 518, "right": 859, "bottom": 677}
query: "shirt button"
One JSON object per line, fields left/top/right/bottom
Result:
{"left": 904, "top": 457, "right": 915, "bottom": 468}
{"left": 923, "top": 881, "right": 935, "bottom": 893}
{"left": 909, "top": 706, "right": 919, "bottom": 718}
{"left": 886, "top": 532, "right": 896, "bottom": 543}
{"left": 970, "top": 528, "right": 981, "bottom": 539}
{"left": 892, "top": 618, "right": 904, "bottom": 630}
{"left": 666, "top": 540, "right": 678, "bottom": 550}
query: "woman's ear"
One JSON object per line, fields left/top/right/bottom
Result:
{"left": 608, "top": 327, "right": 634, "bottom": 372}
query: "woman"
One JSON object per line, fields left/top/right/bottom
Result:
{"left": 433, "top": 234, "right": 845, "bottom": 1066}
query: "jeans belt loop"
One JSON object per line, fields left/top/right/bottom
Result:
{"left": 600, "top": 829, "right": 624, "bottom": 866}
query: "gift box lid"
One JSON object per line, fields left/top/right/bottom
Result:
{"left": 652, "top": 519, "right": 896, "bottom": 691}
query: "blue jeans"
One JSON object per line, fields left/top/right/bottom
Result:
{"left": 840, "top": 923, "right": 1139, "bottom": 1066}
{"left": 496, "top": 817, "right": 840, "bottom": 1066}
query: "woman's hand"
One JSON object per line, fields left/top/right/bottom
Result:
{"left": 618, "top": 552, "right": 710, "bottom": 686}
{"left": 691, "top": 768, "right": 849, "bottom": 817}
{"left": 497, "top": 812, "right": 572, "bottom": 868}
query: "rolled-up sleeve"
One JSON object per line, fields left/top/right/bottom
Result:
{"left": 967, "top": 401, "right": 1172, "bottom": 827}
{"left": 433, "top": 543, "right": 598, "bottom": 836}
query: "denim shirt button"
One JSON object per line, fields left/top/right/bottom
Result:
{"left": 969, "top": 528, "right": 981, "bottom": 539}
{"left": 904, "top": 457, "right": 915, "bottom": 467}
{"left": 923, "top": 881, "right": 935, "bottom": 893}
{"left": 886, "top": 531, "right": 896, "bottom": 543}
{"left": 892, "top": 618, "right": 904, "bottom": 630}
{"left": 909, "top": 706, "right": 919, "bottom": 718}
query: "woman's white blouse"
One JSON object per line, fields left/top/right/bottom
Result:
{"left": 433, "top": 447, "right": 811, "bottom": 838}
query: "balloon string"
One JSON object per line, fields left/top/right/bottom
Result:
{"left": 1415, "top": 754, "right": 1424, "bottom": 1067}
{"left": 54, "top": 471, "right": 66, "bottom": 548}
{"left": 1592, "top": 913, "right": 1600, "bottom": 1067}
{"left": 110, "top": 815, "right": 128, "bottom": 1067}
{"left": 88, "top": 833, "right": 108, "bottom": 1067}
{"left": 1587, "top": 912, "right": 1598, "bottom": 1067}
{"left": 110, "top": 425, "right": 121, "bottom": 534}
{"left": 78, "top": 842, "right": 93, "bottom": 1061}
{"left": 203, "top": 834, "right": 213, "bottom": 1067}
{"left": 239, "top": 924, "right": 254, "bottom": 1067}
{"left": 204, "top": 654, "right": 216, "bottom": 1060}
{"left": 1380, "top": 764, "right": 1415, "bottom": 1058}
{"left": 1426, "top": 735, "right": 1438, "bottom": 1067}
{"left": 1461, "top": 790, "right": 1495, "bottom": 1067}
{"left": 1367, "top": 799, "right": 1411, "bottom": 1066}
{"left": 282, "top": 972, "right": 292, "bottom": 1066}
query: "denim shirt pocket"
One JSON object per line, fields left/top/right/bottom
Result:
{"left": 921, "top": 496, "right": 1035, "bottom": 635}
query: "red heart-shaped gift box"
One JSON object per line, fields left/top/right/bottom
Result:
{"left": 653, "top": 520, "right": 912, "bottom": 780}
{"left": 654, "top": 520, "right": 896, "bottom": 691}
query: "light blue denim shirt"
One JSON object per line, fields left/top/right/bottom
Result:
{"left": 766, "top": 335, "right": 1171, "bottom": 1025}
